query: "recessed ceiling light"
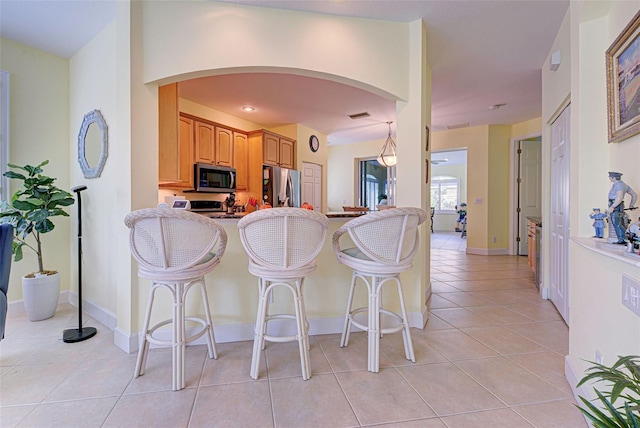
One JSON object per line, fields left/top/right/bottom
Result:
{"left": 242, "top": 106, "right": 255, "bottom": 112}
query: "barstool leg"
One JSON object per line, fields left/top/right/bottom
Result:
{"left": 340, "top": 271, "right": 358, "bottom": 347}
{"left": 174, "top": 282, "right": 185, "bottom": 391}
{"left": 369, "top": 276, "right": 380, "bottom": 373}
{"left": 396, "top": 279, "right": 415, "bottom": 363}
{"left": 250, "top": 278, "right": 268, "bottom": 380}
{"left": 197, "top": 279, "right": 218, "bottom": 359}
{"left": 135, "top": 282, "right": 158, "bottom": 378}
{"left": 293, "top": 278, "right": 311, "bottom": 380}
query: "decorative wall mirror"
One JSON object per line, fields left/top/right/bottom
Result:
{"left": 78, "top": 109, "right": 108, "bottom": 179}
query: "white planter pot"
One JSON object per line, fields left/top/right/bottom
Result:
{"left": 22, "top": 272, "right": 60, "bottom": 321}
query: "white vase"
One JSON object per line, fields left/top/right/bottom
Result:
{"left": 22, "top": 272, "right": 60, "bottom": 321}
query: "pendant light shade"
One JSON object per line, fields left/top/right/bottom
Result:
{"left": 376, "top": 121, "right": 397, "bottom": 167}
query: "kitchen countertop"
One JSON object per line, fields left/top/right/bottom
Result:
{"left": 196, "top": 210, "right": 367, "bottom": 220}
{"left": 325, "top": 211, "right": 368, "bottom": 218}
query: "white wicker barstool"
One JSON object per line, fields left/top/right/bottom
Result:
{"left": 333, "top": 207, "right": 427, "bottom": 373}
{"left": 124, "top": 208, "right": 227, "bottom": 391}
{"left": 237, "top": 208, "right": 329, "bottom": 380}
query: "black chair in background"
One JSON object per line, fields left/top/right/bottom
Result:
{"left": 0, "top": 224, "right": 13, "bottom": 341}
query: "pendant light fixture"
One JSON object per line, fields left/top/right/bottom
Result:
{"left": 377, "top": 121, "right": 397, "bottom": 167}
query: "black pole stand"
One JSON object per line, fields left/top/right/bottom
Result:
{"left": 63, "top": 185, "right": 97, "bottom": 343}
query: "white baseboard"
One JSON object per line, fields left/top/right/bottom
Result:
{"left": 68, "top": 291, "right": 117, "bottom": 330}
{"left": 466, "top": 247, "right": 509, "bottom": 255}
{"left": 565, "top": 355, "right": 592, "bottom": 426}
{"left": 114, "top": 327, "right": 139, "bottom": 354}
{"left": 540, "top": 285, "right": 549, "bottom": 299}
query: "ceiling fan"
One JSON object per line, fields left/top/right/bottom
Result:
{"left": 431, "top": 158, "right": 448, "bottom": 165}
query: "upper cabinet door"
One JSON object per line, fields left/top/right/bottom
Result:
{"left": 159, "top": 84, "right": 179, "bottom": 182}
{"left": 177, "top": 117, "right": 194, "bottom": 187}
{"left": 279, "top": 138, "right": 295, "bottom": 169}
{"left": 215, "top": 126, "right": 234, "bottom": 167}
{"left": 195, "top": 121, "right": 215, "bottom": 164}
{"left": 234, "top": 132, "right": 248, "bottom": 190}
{"left": 263, "top": 134, "right": 280, "bottom": 166}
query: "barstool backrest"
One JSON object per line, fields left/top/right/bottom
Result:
{"left": 238, "top": 208, "right": 329, "bottom": 271}
{"left": 333, "top": 207, "right": 427, "bottom": 265}
{"left": 124, "top": 208, "right": 227, "bottom": 277}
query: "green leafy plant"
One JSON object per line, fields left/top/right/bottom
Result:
{"left": 0, "top": 160, "right": 75, "bottom": 276}
{"left": 577, "top": 355, "right": 640, "bottom": 427}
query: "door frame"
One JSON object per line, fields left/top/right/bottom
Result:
{"left": 509, "top": 132, "right": 542, "bottom": 256}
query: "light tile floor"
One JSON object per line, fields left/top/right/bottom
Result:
{"left": 430, "top": 231, "right": 467, "bottom": 252}
{"left": 0, "top": 242, "right": 587, "bottom": 427}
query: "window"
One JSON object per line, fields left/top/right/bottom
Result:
{"left": 0, "top": 71, "right": 9, "bottom": 202}
{"left": 431, "top": 175, "right": 459, "bottom": 212}
{"left": 357, "top": 159, "right": 396, "bottom": 210}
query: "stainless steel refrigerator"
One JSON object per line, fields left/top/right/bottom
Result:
{"left": 262, "top": 166, "right": 301, "bottom": 208}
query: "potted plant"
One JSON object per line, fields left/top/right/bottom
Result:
{"left": 0, "top": 160, "right": 75, "bottom": 321}
{"left": 577, "top": 355, "right": 640, "bottom": 427}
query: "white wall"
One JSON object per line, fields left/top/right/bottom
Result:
{"left": 0, "top": 38, "right": 72, "bottom": 302}
{"left": 541, "top": 0, "right": 640, "bottom": 388}
{"left": 69, "top": 22, "right": 122, "bottom": 315}
{"left": 142, "top": 1, "right": 411, "bottom": 102}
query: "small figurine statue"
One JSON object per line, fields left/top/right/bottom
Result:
{"left": 626, "top": 217, "right": 640, "bottom": 253}
{"left": 455, "top": 202, "right": 467, "bottom": 232}
{"left": 606, "top": 172, "right": 638, "bottom": 244}
{"left": 589, "top": 208, "right": 607, "bottom": 238}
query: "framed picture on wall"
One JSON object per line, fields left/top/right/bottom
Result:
{"left": 425, "top": 125, "right": 430, "bottom": 151}
{"left": 606, "top": 10, "right": 640, "bottom": 143}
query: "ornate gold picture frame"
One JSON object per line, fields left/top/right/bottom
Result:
{"left": 607, "top": 10, "right": 640, "bottom": 143}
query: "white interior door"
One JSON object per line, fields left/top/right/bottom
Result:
{"left": 550, "top": 104, "right": 570, "bottom": 324}
{"left": 517, "top": 139, "right": 542, "bottom": 255}
{"left": 302, "top": 162, "right": 322, "bottom": 211}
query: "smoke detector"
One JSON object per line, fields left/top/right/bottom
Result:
{"left": 348, "top": 112, "right": 370, "bottom": 119}
{"left": 489, "top": 103, "right": 506, "bottom": 110}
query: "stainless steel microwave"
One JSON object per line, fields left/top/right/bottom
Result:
{"left": 194, "top": 164, "right": 236, "bottom": 193}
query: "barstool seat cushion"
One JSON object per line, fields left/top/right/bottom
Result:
{"left": 337, "top": 247, "right": 413, "bottom": 275}
{"left": 247, "top": 261, "right": 317, "bottom": 280}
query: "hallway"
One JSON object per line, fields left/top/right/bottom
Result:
{"left": 0, "top": 248, "right": 586, "bottom": 427}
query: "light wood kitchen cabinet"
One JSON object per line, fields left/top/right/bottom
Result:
{"left": 233, "top": 132, "right": 248, "bottom": 191}
{"left": 279, "top": 138, "right": 295, "bottom": 169}
{"left": 215, "top": 126, "right": 234, "bottom": 167}
{"left": 194, "top": 121, "right": 234, "bottom": 167}
{"left": 258, "top": 130, "right": 296, "bottom": 169}
{"left": 194, "top": 121, "right": 215, "bottom": 164}
{"left": 159, "top": 84, "right": 194, "bottom": 189}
